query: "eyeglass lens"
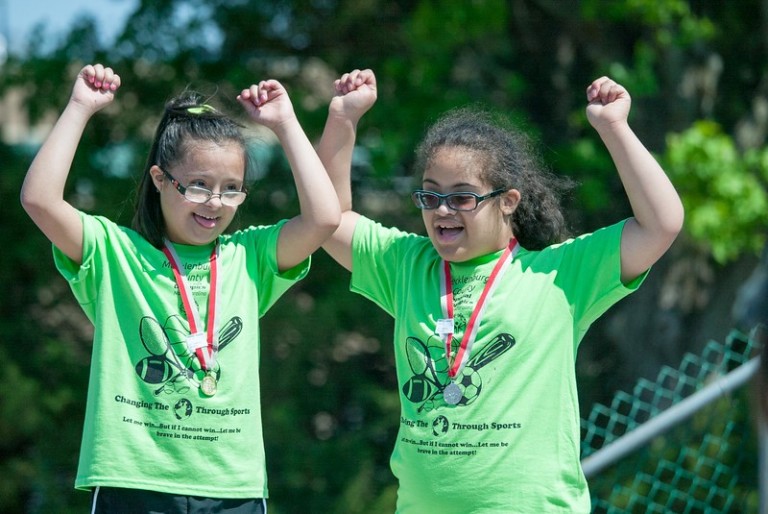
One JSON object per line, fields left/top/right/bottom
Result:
{"left": 412, "top": 191, "right": 480, "bottom": 211}
{"left": 185, "top": 186, "right": 247, "bottom": 206}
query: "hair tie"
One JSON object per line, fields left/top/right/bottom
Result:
{"left": 187, "top": 104, "right": 216, "bottom": 115}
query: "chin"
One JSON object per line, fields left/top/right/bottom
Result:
{"left": 433, "top": 245, "right": 465, "bottom": 263}
{"left": 181, "top": 233, "right": 219, "bottom": 246}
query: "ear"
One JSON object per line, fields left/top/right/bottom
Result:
{"left": 499, "top": 189, "right": 521, "bottom": 216}
{"left": 149, "top": 165, "right": 165, "bottom": 191}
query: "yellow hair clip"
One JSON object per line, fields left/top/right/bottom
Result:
{"left": 187, "top": 105, "right": 216, "bottom": 115}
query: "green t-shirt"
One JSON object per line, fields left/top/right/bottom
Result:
{"left": 351, "top": 216, "right": 644, "bottom": 514}
{"left": 54, "top": 213, "right": 309, "bottom": 498}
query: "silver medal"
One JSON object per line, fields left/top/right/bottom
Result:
{"left": 443, "top": 382, "right": 462, "bottom": 405}
{"left": 201, "top": 372, "right": 218, "bottom": 396}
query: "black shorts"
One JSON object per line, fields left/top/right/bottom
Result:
{"left": 90, "top": 487, "right": 267, "bottom": 514}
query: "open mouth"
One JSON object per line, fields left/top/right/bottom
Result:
{"left": 436, "top": 222, "right": 464, "bottom": 242}
{"left": 194, "top": 213, "right": 219, "bottom": 229}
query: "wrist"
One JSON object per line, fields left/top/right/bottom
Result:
{"left": 269, "top": 115, "right": 302, "bottom": 139}
{"left": 593, "top": 119, "right": 631, "bottom": 138}
{"left": 66, "top": 99, "right": 101, "bottom": 120}
{"left": 326, "top": 109, "right": 361, "bottom": 130}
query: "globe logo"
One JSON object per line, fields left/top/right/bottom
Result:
{"left": 432, "top": 415, "right": 449, "bottom": 437}
{"left": 174, "top": 398, "right": 193, "bottom": 420}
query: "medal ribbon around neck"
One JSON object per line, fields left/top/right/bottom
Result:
{"left": 439, "top": 239, "right": 519, "bottom": 379}
{"left": 162, "top": 240, "right": 221, "bottom": 372}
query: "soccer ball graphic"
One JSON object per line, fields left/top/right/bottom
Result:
{"left": 456, "top": 369, "right": 483, "bottom": 405}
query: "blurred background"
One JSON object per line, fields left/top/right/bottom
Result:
{"left": 1, "top": 0, "right": 767, "bottom": 512}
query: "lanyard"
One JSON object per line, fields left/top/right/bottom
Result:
{"left": 438, "top": 239, "right": 519, "bottom": 379}
{"left": 162, "top": 240, "right": 221, "bottom": 372}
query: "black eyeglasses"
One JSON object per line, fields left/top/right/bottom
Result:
{"left": 161, "top": 168, "right": 247, "bottom": 207}
{"left": 411, "top": 189, "right": 506, "bottom": 211}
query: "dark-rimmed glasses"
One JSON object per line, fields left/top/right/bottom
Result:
{"left": 411, "top": 189, "right": 505, "bottom": 212}
{"left": 161, "top": 168, "right": 247, "bottom": 207}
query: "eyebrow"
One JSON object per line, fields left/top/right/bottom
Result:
{"left": 422, "top": 178, "right": 480, "bottom": 190}
{"left": 183, "top": 170, "right": 244, "bottom": 183}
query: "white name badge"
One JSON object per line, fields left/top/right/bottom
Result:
{"left": 186, "top": 332, "right": 208, "bottom": 352}
{"left": 436, "top": 318, "right": 454, "bottom": 337}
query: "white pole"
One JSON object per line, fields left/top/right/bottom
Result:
{"left": 760, "top": 419, "right": 768, "bottom": 514}
{"left": 582, "top": 357, "right": 761, "bottom": 479}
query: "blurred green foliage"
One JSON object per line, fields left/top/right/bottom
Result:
{"left": 665, "top": 121, "right": 768, "bottom": 263}
{"left": 1, "top": 0, "right": 767, "bottom": 512}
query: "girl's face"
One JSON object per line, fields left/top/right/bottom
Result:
{"left": 151, "top": 140, "right": 246, "bottom": 246}
{"left": 421, "top": 146, "right": 520, "bottom": 262}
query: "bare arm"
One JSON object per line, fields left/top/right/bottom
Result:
{"left": 586, "top": 77, "right": 684, "bottom": 283}
{"left": 20, "top": 64, "right": 121, "bottom": 264}
{"left": 316, "top": 69, "right": 378, "bottom": 272}
{"left": 238, "top": 80, "right": 341, "bottom": 272}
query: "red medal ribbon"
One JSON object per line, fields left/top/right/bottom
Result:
{"left": 163, "top": 240, "right": 221, "bottom": 371}
{"left": 440, "top": 239, "right": 519, "bottom": 379}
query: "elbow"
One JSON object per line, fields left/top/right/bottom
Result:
{"left": 328, "top": 211, "right": 343, "bottom": 235}
{"left": 316, "top": 209, "right": 343, "bottom": 239}
{"left": 20, "top": 188, "right": 45, "bottom": 219}
{"left": 665, "top": 201, "right": 685, "bottom": 239}
{"left": 654, "top": 202, "right": 685, "bottom": 249}
{"left": 20, "top": 185, "right": 69, "bottom": 228}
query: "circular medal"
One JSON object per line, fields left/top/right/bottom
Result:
{"left": 200, "top": 372, "right": 218, "bottom": 397}
{"left": 443, "top": 382, "right": 462, "bottom": 405}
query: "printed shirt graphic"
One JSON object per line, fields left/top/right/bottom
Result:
{"left": 351, "top": 216, "right": 645, "bottom": 514}
{"left": 53, "top": 213, "right": 308, "bottom": 498}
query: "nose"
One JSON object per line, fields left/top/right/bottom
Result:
{"left": 434, "top": 198, "right": 456, "bottom": 214}
{"left": 205, "top": 193, "right": 225, "bottom": 206}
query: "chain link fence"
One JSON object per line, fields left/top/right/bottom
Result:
{"left": 581, "top": 329, "right": 764, "bottom": 513}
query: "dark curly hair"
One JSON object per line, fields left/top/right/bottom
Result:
{"left": 414, "top": 107, "right": 574, "bottom": 250}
